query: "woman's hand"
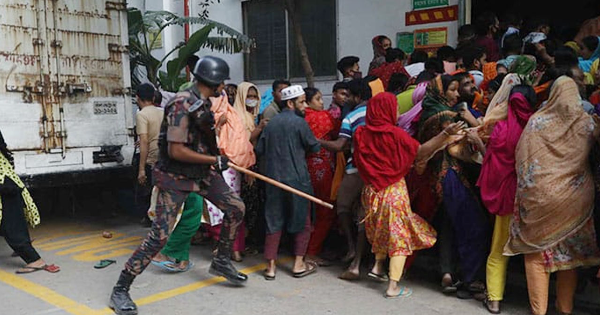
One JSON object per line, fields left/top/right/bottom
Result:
{"left": 258, "top": 118, "right": 269, "bottom": 130}
{"left": 466, "top": 128, "right": 486, "bottom": 154}
{"left": 457, "top": 107, "right": 480, "bottom": 127}
{"left": 443, "top": 121, "right": 466, "bottom": 136}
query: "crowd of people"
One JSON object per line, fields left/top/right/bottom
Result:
{"left": 2, "top": 10, "right": 600, "bottom": 315}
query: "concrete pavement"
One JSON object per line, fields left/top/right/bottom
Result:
{"left": 0, "top": 218, "right": 596, "bottom": 315}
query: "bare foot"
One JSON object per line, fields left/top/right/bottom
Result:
{"left": 484, "top": 300, "right": 500, "bottom": 314}
{"left": 153, "top": 252, "right": 169, "bottom": 263}
{"left": 306, "top": 255, "right": 331, "bottom": 267}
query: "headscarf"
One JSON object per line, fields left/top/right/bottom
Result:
{"left": 484, "top": 73, "right": 523, "bottom": 123}
{"left": 509, "top": 55, "right": 537, "bottom": 77}
{"left": 369, "top": 61, "right": 409, "bottom": 90}
{"left": 417, "top": 75, "right": 459, "bottom": 145}
{"left": 369, "top": 35, "right": 388, "bottom": 72}
{"left": 565, "top": 41, "right": 581, "bottom": 55}
{"left": 522, "top": 32, "right": 547, "bottom": 46}
{"left": 505, "top": 76, "right": 596, "bottom": 255}
{"left": 259, "top": 87, "right": 273, "bottom": 115}
{"left": 578, "top": 36, "right": 600, "bottom": 72}
{"left": 211, "top": 92, "right": 256, "bottom": 168}
{"left": 397, "top": 82, "right": 428, "bottom": 136}
{"left": 354, "top": 92, "right": 420, "bottom": 191}
{"left": 233, "top": 82, "right": 261, "bottom": 133}
{"left": 477, "top": 92, "right": 534, "bottom": 216}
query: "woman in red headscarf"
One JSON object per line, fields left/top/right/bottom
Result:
{"left": 369, "top": 35, "right": 392, "bottom": 73}
{"left": 353, "top": 92, "right": 464, "bottom": 298}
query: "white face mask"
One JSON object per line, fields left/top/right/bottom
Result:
{"left": 245, "top": 99, "right": 259, "bottom": 108}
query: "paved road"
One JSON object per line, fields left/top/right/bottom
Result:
{"left": 0, "top": 218, "right": 596, "bottom": 315}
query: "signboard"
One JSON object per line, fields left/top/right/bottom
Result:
{"left": 94, "top": 101, "right": 118, "bottom": 115}
{"left": 414, "top": 27, "right": 447, "bottom": 49}
{"left": 413, "top": 0, "right": 448, "bottom": 10}
{"left": 405, "top": 5, "right": 458, "bottom": 26}
{"left": 396, "top": 32, "right": 414, "bottom": 54}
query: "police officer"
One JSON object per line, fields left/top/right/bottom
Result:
{"left": 110, "top": 56, "right": 247, "bottom": 315}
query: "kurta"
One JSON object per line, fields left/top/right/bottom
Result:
{"left": 256, "top": 109, "right": 320, "bottom": 234}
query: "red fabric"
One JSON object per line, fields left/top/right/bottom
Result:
{"left": 372, "top": 36, "right": 387, "bottom": 58}
{"left": 354, "top": 92, "right": 420, "bottom": 191}
{"left": 477, "top": 93, "right": 534, "bottom": 216}
{"left": 305, "top": 108, "right": 336, "bottom": 255}
{"left": 369, "top": 61, "right": 410, "bottom": 90}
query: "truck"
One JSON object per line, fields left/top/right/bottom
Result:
{"left": 0, "top": 0, "right": 134, "bottom": 188}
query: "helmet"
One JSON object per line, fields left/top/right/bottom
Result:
{"left": 192, "top": 56, "right": 230, "bottom": 86}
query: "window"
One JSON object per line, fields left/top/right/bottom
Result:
{"left": 243, "top": 0, "right": 337, "bottom": 82}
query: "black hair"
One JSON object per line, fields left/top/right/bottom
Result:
{"left": 462, "top": 46, "right": 486, "bottom": 69}
{"left": 425, "top": 58, "right": 444, "bottom": 74}
{"left": 524, "top": 18, "right": 549, "bottom": 35}
{"left": 582, "top": 36, "right": 600, "bottom": 53}
{"left": 474, "top": 11, "right": 497, "bottom": 36}
{"left": 510, "top": 84, "right": 537, "bottom": 108}
{"left": 332, "top": 82, "right": 349, "bottom": 93}
{"left": 136, "top": 83, "right": 156, "bottom": 102}
{"left": 415, "top": 70, "right": 436, "bottom": 84}
{"left": 387, "top": 73, "right": 409, "bottom": 93}
{"left": 347, "top": 78, "right": 372, "bottom": 101}
{"left": 153, "top": 90, "right": 162, "bottom": 105}
{"left": 385, "top": 48, "right": 406, "bottom": 63}
{"left": 337, "top": 56, "right": 360, "bottom": 75}
{"left": 272, "top": 79, "right": 291, "bottom": 91}
{"left": 458, "top": 24, "right": 476, "bottom": 44}
{"left": 0, "top": 131, "right": 13, "bottom": 166}
{"left": 304, "top": 87, "right": 320, "bottom": 104}
{"left": 225, "top": 83, "right": 238, "bottom": 90}
{"left": 410, "top": 50, "right": 428, "bottom": 64}
{"left": 441, "top": 74, "right": 458, "bottom": 92}
{"left": 522, "top": 43, "right": 538, "bottom": 58}
{"left": 377, "top": 36, "right": 391, "bottom": 45}
{"left": 554, "top": 46, "right": 579, "bottom": 68}
{"left": 452, "top": 72, "right": 472, "bottom": 86}
{"left": 488, "top": 74, "right": 506, "bottom": 92}
{"left": 436, "top": 45, "right": 456, "bottom": 61}
{"left": 502, "top": 34, "right": 522, "bottom": 56}
{"left": 186, "top": 55, "right": 200, "bottom": 71}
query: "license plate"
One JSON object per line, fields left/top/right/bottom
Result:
{"left": 94, "top": 101, "right": 118, "bottom": 115}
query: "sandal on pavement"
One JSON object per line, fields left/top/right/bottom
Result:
{"left": 368, "top": 271, "right": 389, "bottom": 282}
{"left": 483, "top": 297, "right": 501, "bottom": 314}
{"left": 293, "top": 261, "right": 317, "bottom": 278}
{"left": 151, "top": 260, "right": 175, "bottom": 272}
{"left": 163, "top": 261, "right": 194, "bottom": 273}
{"left": 16, "top": 264, "right": 60, "bottom": 274}
{"left": 385, "top": 287, "right": 413, "bottom": 298}
{"left": 263, "top": 269, "right": 276, "bottom": 281}
{"left": 94, "top": 259, "right": 116, "bottom": 269}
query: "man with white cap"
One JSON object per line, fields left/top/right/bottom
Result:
{"left": 256, "top": 85, "right": 320, "bottom": 280}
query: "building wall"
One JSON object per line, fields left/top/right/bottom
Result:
{"left": 131, "top": 0, "right": 462, "bottom": 102}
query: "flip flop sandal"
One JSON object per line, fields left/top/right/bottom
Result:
{"left": 368, "top": 271, "right": 389, "bottom": 282}
{"left": 483, "top": 297, "right": 501, "bottom": 314}
{"left": 94, "top": 259, "right": 116, "bottom": 269}
{"left": 163, "top": 261, "right": 194, "bottom": 273}
{"left": 263, "top": 269, "right": 276, "bottom": 281}
{"left": 293, "top": 261, "right": 317, "bottom": 278}
{"left": 16, "top": 264, "right": 60, "bottom": 274}
{"left": 151, "top": 260, "right": 176, "bottom": 272}
{"left": 385, "top": 287, "right": 413, "bottom": 298}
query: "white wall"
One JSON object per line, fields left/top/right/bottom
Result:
{"left": 190, "top": 0, "right": 245, "bottom": 85}
{"left": 338, "top": 0, "right": 460, "bottom": 76}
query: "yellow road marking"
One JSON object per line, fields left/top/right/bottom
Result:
{"left": 0, "top": 269, "right": 103, "bottom": 315}
{"left": 0, "top": 257, "right": 293, "bottom": 315}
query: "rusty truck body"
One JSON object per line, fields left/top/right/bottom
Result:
{"left": 0, "top": 0, "right": 135, "bottom": 187}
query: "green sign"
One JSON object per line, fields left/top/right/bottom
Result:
{"left": 396, "top": 32, "right": 414, "bottom": 54}
{"left": 413, "top": 0, "right": 448, "bottom": 10}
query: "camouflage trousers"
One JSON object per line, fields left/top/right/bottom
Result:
{"left": 124, "top": 170, "right": 245, "bottom": 276}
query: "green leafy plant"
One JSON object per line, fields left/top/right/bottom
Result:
{"left": 128, "top": 8, "right": 253, "bottom": 92}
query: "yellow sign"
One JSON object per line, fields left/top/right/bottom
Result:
{"left": 414, "top": 27, "right": 447, "bottom": 49}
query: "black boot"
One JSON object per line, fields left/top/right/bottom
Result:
{"left": 209, "top": 238, "right": 248, "bottom": 285}
{"left": 109, "top": 271, "right": 138, "bottom": 315}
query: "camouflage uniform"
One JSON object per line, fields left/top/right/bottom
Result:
{"left": 124, "top": 87, "right": 245, "bottom": 276}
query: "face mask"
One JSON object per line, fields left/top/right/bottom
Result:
{"left": 245, "top": 99, "right": 259, "bottom": 108}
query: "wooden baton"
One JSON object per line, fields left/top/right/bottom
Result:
{"left": 228, "top": 163, "right": 334, "bottom": 209}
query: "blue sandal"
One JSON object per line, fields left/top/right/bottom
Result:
{"left": 385, "top": 287, "right": 413, "bottom": 298}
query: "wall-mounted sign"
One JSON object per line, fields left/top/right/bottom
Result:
{"left": 413, "top": 0, "right": 449, "bottom": 10}
{"left": 396, "top": 32, "right": 414, "bottom": 54}
{"left": 405, "top": 5, "right": 458, "bottom": 26}
{"left": 414, "top": 27, "right": 447, "bottom": 49}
